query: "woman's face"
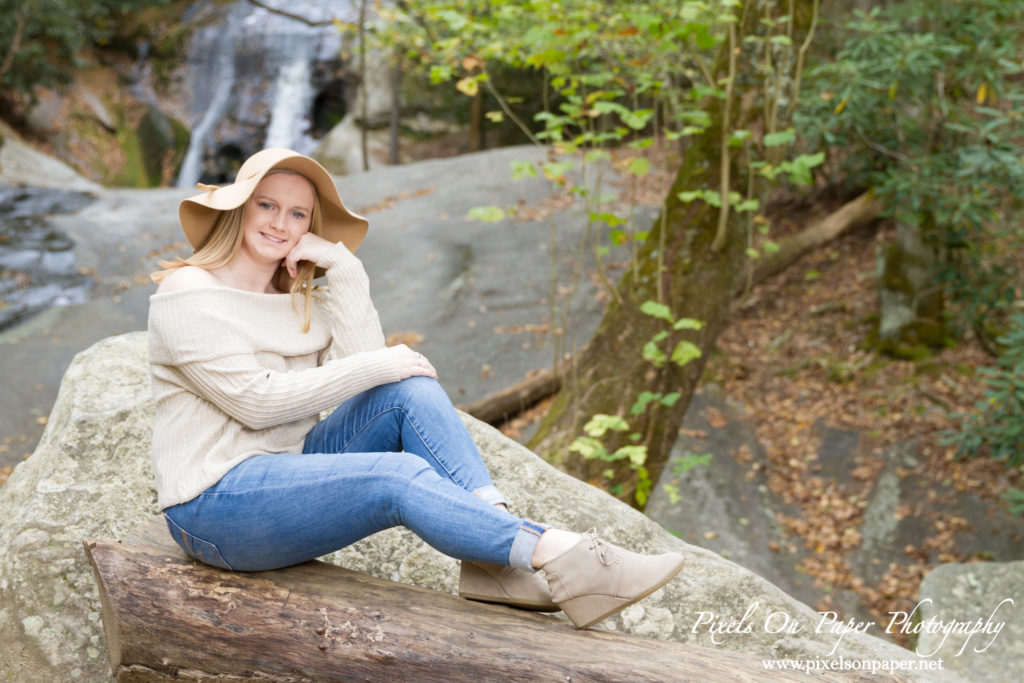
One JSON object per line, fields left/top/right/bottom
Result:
{"left": 239, "top": 172, "right": 316, "bottom": 266}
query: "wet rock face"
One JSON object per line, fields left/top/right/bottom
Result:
{"left": 176, "top": 0, "right": 364, "bottom": 187}
{"left": 0, "top": 186, "right": 95, "bottom": 331}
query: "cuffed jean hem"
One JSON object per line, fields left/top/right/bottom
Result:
{"left": 473, "top": 484, "right": 506, "bottom": 507}
{"left": 508, "top": 519, "right": 546, "bottom": 571}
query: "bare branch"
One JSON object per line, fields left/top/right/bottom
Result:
{"left": 246, "top": 0, "right": 335, "bottom": 27}
{"left": 0, "top": 0, "right": 37, "bottom": 84}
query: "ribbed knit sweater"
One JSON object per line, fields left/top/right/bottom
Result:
{"left": 147, "top": 243, "right": 401, "bottom": 510}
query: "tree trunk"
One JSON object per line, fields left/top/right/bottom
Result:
{"left": 358, "top": 0, "right": 370, "bottom": 171}
{"left": 460, "top": 191, "right": 882, "bottom": 428}
{"left": 470, "top": 90, "right": 485, "bottom": 152}
{"left": 81, "top": 517, "right": 854, "bottom": 682}
{"left": 528, "top": 1, "right": 819, "bottom": 507}
{"left": 528, "top": 110, "right": 746, "bottom": 504}
{"left": 389, "top": 57, "right": 402, "bottom": 164}
{"left": 875, "top": 214, "right": 945, "bottom": 354}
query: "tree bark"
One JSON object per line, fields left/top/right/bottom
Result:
{"left": 528, "top": 1, "right": 820, "bottom": 507}
{"left": 461, "top": 191, "right": 882, "bottom": 428}
{"left": 81, "top": 517, "right": 858, "bottom": 682}
{"left": 389, "top": 57, "right": 402, "bottom": 164}
{"left": 358, "top": 0, "right": 370, "bottom": 171}
{"left": 0, "top": 0, "right": 34, "bottom": 85}
{"left": 470, "top": 90, "right": 485, "bottom": 152}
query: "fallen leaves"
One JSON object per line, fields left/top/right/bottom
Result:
{"left": 385, "top": 331, "right": 424, "bottom": 348}
{"left": 706, "top": 208, "right": 1012, "bottom": 642}
{"left": 357, "top": 187, "right": 437, "bottom": 215}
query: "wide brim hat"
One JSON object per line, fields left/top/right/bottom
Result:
{"left": 179, "top": 148, "right": 368, "bottom": 253}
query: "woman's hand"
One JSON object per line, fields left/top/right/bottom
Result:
{"left": 389, "top": 344, "right": 438, "bottom": 380}
{"left": 283, "top": 232, "right": 336, "bottom": 279}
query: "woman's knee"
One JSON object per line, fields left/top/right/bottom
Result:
{"left": 375, "top": 450, "right": 436, "bottom": 484}
{"left": 391, "top": 375, "right": 449, "bottom": 411}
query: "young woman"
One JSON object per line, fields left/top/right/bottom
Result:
{"left": 148, "top": 148, "right": 684, "bottom": 629}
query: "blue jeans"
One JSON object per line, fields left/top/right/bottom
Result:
{"left": 164, "top": 376, "right": 545, "bottom": 571}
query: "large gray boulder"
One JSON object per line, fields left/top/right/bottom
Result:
{"left": 917, "top": 562, "right": 1023, "bottom": 683}
{"left": 0, "top": 333, "right": 960, "bottom": 681}
{"left": 0, "top": 127, "right": 104, "bottom": 193}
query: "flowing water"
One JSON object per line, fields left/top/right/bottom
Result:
{"left": 0, "top": 186, "right": 95, "bottom": 332}
{"left": 3, "top": 0, "right": 366, "bottom": 331}
{"left": 176, "top": 0, "right": 362, "bottom": 187}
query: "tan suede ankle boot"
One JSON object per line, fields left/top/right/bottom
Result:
{"left": 540, "top": 530, "right": 684, "bottom": 629}
{"left": 459, "top": 561, "right": 559, "bottom": 612}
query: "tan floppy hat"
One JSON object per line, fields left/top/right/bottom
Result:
{"left": 178, "top": 148, "right": 369, "bottom": 252}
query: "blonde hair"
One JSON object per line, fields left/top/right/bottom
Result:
{"left": 151, "top": 169, "right": 323, "bottom": 332}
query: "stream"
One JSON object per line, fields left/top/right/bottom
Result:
{"left": 0, "top": 186, "right": 95, "bottom": 332}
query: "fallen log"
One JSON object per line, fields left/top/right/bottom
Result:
{"left": 84, "top": 516, "right": 873, "bottom": 682}
{"left": 741, "top": 191, "right": 883, "bottom": 294}
{"left": 459, "top": 191, "right": 883, "bottom": 427}
{"left": 457, "top": 359, "right": 569, "bottom": 425}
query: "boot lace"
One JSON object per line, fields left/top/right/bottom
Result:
{"left": 584, "top": 528, "right": 616, "bottom": 566}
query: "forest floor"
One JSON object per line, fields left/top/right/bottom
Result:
{"left": 702, "top": 201, "right": 1016, "bottom": 636}
{"left": 499, "top": 142, "right": 1023, "bottom": 643}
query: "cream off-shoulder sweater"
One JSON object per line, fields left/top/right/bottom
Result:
{"left": 147, "top": 243, "right": 402, "bottom": 510}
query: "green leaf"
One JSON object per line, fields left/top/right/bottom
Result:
{"left": 672, "top": 317, "right": 704, "bottom": 331}
{"left": 729, "top": 129, "right": 753, "bottom": 146}
{"left": 662, "top": 483, "right": 681, "bottom": 504}
{"left": 582, "top": 413, "right": 630, "bottom": 437}
{"left": 526, "top": 47, "right": 567, "bottom": 68}
{"left": 671, "top": 451, "right": 713, "bottom": 475}
{"left": 677, "top": 189, "right": 721, "bottom": 207}
{"left": 592, "top": 211, "right": 627, "bottom": 228}
{"left": 763, "top": 240, "right": 780, "bottom": 254}
{"left": 622, "top": 109, "right": 654, "bottom": 130}
{"left": 541, "top": 161, "right": 575, "bottom": 182}
{"left": 634, "top": 466, "right": 652, "bottom": 507}
{"left": 671, "top": 340, "right": 702, "bottom": 366}
{"left": 631, "top": 391, "right": 659, "bottom": 415}
{"left": 628, "top": 157, "right": 651, "bottom": 176}
{"left": 763, "top": 129, "right": 796, "bottom": 147}
{"left": 510, "top": 161, "right": 538, "bottom": 179}
{"left": 429, "top": 64, "right": 455, "bottom": 84}
{"left": 640, "top": 300, "right": 673, "bottom": 322}
{"left": 614, "top": 445, "right": 648, "bottom": 467}
{"left": 660, "top": 392, "right": 682, "bottom": 407}
{"left": 642, "top": 340, "right": 667, "bottom": 367}
{"left": 746, "top": 247, "right": 760, "bottom": 259}
{"left": 569, "top": 436, "right": 606, "bottom": 459}
{"left": 467, "top": 206, "right": 506, "bottom": 222}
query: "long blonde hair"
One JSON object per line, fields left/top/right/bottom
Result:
{"left": 151, "top": 170, "right": 323, "bottom": 332}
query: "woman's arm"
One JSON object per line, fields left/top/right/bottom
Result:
{"left": 286, "top": 234, "right": 387, "bottom": 359}
{"left": 175, "top": 348, "right": 400, "bottom": 431}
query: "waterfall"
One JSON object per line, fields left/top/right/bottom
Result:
{"left": 176, "top": 5, "right": 241, "bottom": 188}
{"left": 264, "top": 41, "right": 316, "bottom": 153}
{"left": 176, "top": 0, "right": 362, "bottom": 187}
